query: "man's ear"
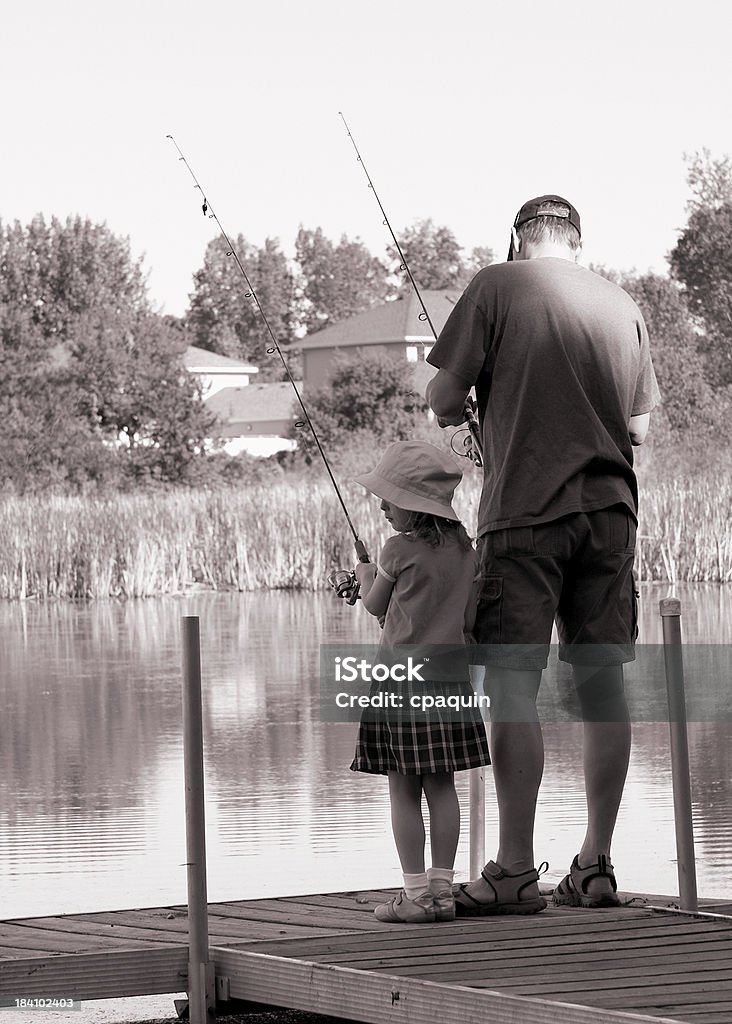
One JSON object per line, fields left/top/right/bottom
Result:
{"left": 511, "top": 226, "right": 521, "bottom": 257}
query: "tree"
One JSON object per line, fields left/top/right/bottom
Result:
{"left": 295, "top": 227, "right": 390, "bottom": 334}
{"left": 0, "top": 215, "right": 147, "bottom": 340}
{"left": 0, "top": 216, "right": 220, "bottom": 489}
{"left": 669, "top": 151, "right": 732, "bottom": 388}
{"left": 683, "top": 149, "right": 732, "bottom": 212}
{"left": 621, "top": 273, "right": 717, "bottom": 434}
{"left": 294, "top": 350, "right": 429, "bottom": 462}
{"left": 69, "top": 308, "right": 218, "bottom": 483}
{"left": 0, "top": 304, "right": 112, "bottom": 491}
{"left": 464, "top": 245, "right": 496, "bottom": 281}
{"left": 186, "top": 234, "right": 295, "bottom": 375}
{"left": 387, "top": 220, "right": 494, "bottom": 292}
{"left": 388, "top": 219, "right": 465, "bottom": 292}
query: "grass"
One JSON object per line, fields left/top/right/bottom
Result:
{"left": 635, "top": 476, "right": 732, "bottom": 584}
{"left": 0, "top": 471, "right": 729, "bottom": 599}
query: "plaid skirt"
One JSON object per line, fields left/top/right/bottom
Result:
{"left": 350, "top": 678, "right": 491, "bottom": 776}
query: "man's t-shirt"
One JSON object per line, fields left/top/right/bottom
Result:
{"left": 427, "top": 258, "right": 661, "bottom": 536}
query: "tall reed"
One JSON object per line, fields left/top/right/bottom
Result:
{"left": 0, "top": 473, "right": 728, "bottom": 599}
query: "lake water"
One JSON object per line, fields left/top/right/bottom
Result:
{"left": 1, "top": 582, "right": 731, "bottom": 922}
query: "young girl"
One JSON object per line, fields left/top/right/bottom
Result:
{"left": 348, "top": 440, "right": 490, "bottom": 924}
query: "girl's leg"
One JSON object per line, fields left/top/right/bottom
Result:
{"left": 375, "top": 772, "right": 433, "bottom": 923}
{"left": 422, "top": 772, "right": 460, "bottom": 921}
{"left": 422, "top": 772, "right": 460, "bottom": 869}
{"left": 387, "top": 772, "right": 426, "bottom": 874}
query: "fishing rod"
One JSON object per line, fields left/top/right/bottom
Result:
{"left": 338, "top": 112, "right": 483, "bottom": 468}
{"left": 166, "top": 134, "right": 370, "bottom": 594}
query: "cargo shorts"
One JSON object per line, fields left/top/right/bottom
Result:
{"left": 473, "top": 505, "right": 638, "bottom": 670}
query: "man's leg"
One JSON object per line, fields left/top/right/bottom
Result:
{"left": 573, "top": 663, "right": 631, "bottom": 899}
{"left": 488, "top": 667, "right": 544, "bottom": 873}
{"left": 466, "top": 523, "right": 559, "bottom": 911}
{"left": 458, "top": 667, "right": 543, "bottom": 906}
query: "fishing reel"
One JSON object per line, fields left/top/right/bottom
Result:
{"left": 450, "top": 428, "right": 482, "bottom": 467}
{"left": 450, "top": 397, "right": 483, "bottom": 468}
{"left": 327, "top": 568, "right": 360, "bottom": 605}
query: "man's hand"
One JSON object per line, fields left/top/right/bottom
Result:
{"left": 629, "top": 412, "right": 650, "bottom": 445}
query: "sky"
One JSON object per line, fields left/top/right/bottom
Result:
{"left": 2, "top": 0, "right": 730, "bottom": 318}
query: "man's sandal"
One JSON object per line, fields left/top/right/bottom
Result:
{"left": 454, "top": 860, "right": 548, "bottom": 917}
{"left": 553, "top": 854, "right": 621, "bottom": 908}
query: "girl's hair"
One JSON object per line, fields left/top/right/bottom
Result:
{"left": 406, "top": 511, "right": 473, "bottom": 550}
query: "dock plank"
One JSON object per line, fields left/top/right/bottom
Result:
{"left": 213, "top": 947, "right": 687, "bottom": 1024}
{"left": 0, "top": 947, "right": 187, "bottom": 1000}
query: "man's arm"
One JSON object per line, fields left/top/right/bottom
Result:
{"left": 629, "top": 412, "right": 650, "bottom": 445}
{"left": 426, "top": 369, "right": 471, "bottom": 427}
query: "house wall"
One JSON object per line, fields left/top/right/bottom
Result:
{"left": 221, "top": 435, "right": 298, "bottom": 457}
{"left": 198, "top": 372, "right": 252, "bottom": 399}
{"left": 302, "top": 342, "right": 408, "bottom": 389}
{"left": 217, "top": 418, "right": 293, "bottom": 439}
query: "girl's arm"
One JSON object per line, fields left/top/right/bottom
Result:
{"left": 355, "top": 562, "right": 394, "bottom": 620}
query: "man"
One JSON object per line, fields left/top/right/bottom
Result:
{"left": 426, "top": 195, "right": 660, "bottom": 914}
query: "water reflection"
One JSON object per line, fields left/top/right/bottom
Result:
{"left": 0, "top": 583, "right": 730, "bottom": 919}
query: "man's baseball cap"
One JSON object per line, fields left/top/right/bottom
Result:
{"left": 507, "top": 195, "right": 581, "bottom": 261}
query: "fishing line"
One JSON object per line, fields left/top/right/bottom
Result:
{"left": 338, "top": 112, "right": 483, "bottom": 467}
{"left": 166, "top": 134, "right": 369, "bottom": 562}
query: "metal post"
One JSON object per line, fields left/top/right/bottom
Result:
{"left": 469, "top": 768, "right": 486, "bottom": 880}
{"left": 468, "top": 665, "right": 487, "bottom": 879}
{"left": 659, "top": 598, "right": 698, "bottom": 913}
{"left": 182, "top": 616, "right": 215, "bottom": 1022}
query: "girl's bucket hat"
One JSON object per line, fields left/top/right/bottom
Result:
{"left": 353, "top": 441, "right": 463, "bottom": 521}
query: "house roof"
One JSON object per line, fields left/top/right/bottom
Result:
{"left": 206, "top": 382, "right": 299, "bottom": 424}
{"left": 293, "top": 289, "right": 462, "bottom": 351}
{"left": 184, "top": 345, "right": 259, "bottom": 373}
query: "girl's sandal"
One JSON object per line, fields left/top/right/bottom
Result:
{"left": 374, "top": 890, "right": 436, "bottom": 924}
{"left": 454, "top": 860, "right": 548, "bottom": 916}
{"left": 553, "top": 854, "right": 621, "bottom": 908}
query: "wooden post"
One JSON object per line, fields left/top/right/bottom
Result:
{"left": 659, "top": 597, "right": 698, "bottom": 913}
{"left": 182, "top": 616, "right": 215, "bottom": 1023}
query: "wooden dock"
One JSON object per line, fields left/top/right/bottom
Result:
{"left": 1, "top": 889, "right": 732, "bottom": 1023}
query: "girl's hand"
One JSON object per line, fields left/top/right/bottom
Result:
{"left": 354, "top": 562, "right": 377, "bottom": 587}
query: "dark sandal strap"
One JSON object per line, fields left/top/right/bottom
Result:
{"left": 481, "top": 860, "right": 544, "bottom": 902}
{"left": 455, "top": 883, "right": 487, "bottom": 908}
{"left": 571, "top": 854, "right": 617, "bottom": 895}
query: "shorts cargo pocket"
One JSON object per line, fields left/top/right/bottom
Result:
{"left": 609, "top": 508, "right": 637, "bottom": 555}
{"left": 632, "top": 573, "right": 639, "bottom": 642}
{"left": 474, "top": 574, "right": 503, "bottom": 645}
